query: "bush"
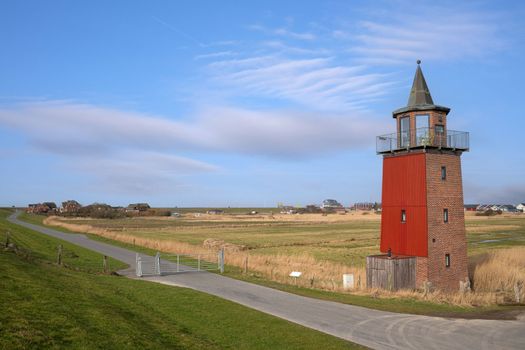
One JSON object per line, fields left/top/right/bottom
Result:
{"left": 475, "top": 209, "right": 501, "bottom": 217}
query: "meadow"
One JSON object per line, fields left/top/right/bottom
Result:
{"left": 0, "top": 208, "right": 360, "bottom": 349}
{"left": 31, "top": 210, "right": 525, "bottom": 307}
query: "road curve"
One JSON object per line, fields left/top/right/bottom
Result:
{"left": 8, "top": 211, "right": 525, "bottom": 350}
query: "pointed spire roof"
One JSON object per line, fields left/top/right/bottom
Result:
{"left": 392, "top": 60, "right": 450, "bottom": 117}
{"left": 407, "top": 60, "right": 434, "bottom": 106}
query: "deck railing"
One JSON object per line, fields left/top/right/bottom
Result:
{"left": 376, "top": 127, "right": 469, "bottom": 154}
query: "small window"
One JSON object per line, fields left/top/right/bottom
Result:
{"left": 441, "top": 166, "right": 446, "bottom": 180}
{"left": 443, "top": 209, "right": 449, "bottom": 223}
{"left": 445, "top": 254, "right": 451, "bottom": 267}
{"left": 401, "top": 209, "right": 406, "bottom": 223}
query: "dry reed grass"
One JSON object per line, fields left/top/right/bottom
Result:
{"left": 470, "top": 247, "right": 525, "bottom": 292}
{"left": 44, "top": 216, "right": 525, "bottom": 306}
{"left": 45, "top": 216, "right": 366, "bottom": 290}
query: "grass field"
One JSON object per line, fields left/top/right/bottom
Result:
{"left": 0, "top": 209, "right": 362, "bottom": 349}
{"left": 25, "top": 210, "right": 525, "bottom": 309}
{"left": 40, "top": 211, "right": 525, "bottom": 267}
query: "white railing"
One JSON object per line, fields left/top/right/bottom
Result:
{"left": 376, "top": 127, "right": 469, "bottom": 153}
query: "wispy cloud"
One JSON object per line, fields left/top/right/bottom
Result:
{"left": 346, "top": 9, "right": 505, "bottom": 64}
{"left": 249, "top": 24, "right": 316, "bottom": 40}
{"left": 195, "top": 51, "right": 237, "bottom": 60}
{"left": 0, "top": 101, "right": 383, "bottom": 157}
{"left": 206, "top": 55, "right": 395, "bottom": 111}
{"left": 0, "top": 100, "right": 387, "bottom": 193}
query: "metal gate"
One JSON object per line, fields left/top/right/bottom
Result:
{"left": 136, "top": 250, "right": 224, "bottom": 277}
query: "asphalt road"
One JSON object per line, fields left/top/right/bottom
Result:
{"left": 8, "top": 211, "right": 525, "bottom": 350}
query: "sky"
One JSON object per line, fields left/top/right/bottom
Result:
{"left": 1, "top": 0, "right": 524, "bottom": 207}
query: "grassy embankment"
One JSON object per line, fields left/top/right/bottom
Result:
{"left": 20, "top": 211, "right": 525, "bottom": 318}
{"left": 0, "top": 209, "right": 361, "bottom": 349}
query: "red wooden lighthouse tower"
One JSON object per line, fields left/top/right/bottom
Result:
{"left": 367, "top": 61, "right": 470, "bottom": 292}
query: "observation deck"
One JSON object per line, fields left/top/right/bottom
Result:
{"left": 376, "top": 127, "right": 469, "bottom": 154}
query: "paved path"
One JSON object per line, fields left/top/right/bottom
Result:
{"left": 9, "top": 212, "right": 525, "bottom": 350}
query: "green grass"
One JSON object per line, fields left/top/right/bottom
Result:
{"left": 1, "top": 209, "right": 361, "bottom": 349}
{"left": 18, "top": 211, "right": 523, "bottom": 319}
{"left": 1, "top": 209, "right": 126, "bottom": 273}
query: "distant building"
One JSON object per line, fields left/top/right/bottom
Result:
{"left": 499, "top": 204, "right": 518, "bottom": 212}
{"left": 206, "top": 209, "right": 224, "bottom": 215}
{"left": 516, "top": 203, "right": 525, "bottom": 212}
{"left": 321, "top": 199, "right": 343, "bottom": 209}
{"left": 354, "top": 202, "right": 375, "bottom": 211}
{"left": 61, "top": 200, "right": 82, "bottom": 214}
{"left": 464, "top": 204, "right": 479, "bottom": 212}
{"left": 27, "top": 202, "right": 57, "bottom": 214}
{"left": 126, "top": 203, "right": 151, "bottom": 212}
{"left": 280, "top": 206, "right": 297, "bottom": 214}
{"left": 304, "top": 205, "right": 322, "bottom": 213}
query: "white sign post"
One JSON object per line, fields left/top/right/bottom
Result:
{"left": 343, "top": 274, "right": 354, "bottom": 290}
{"left": 289, "top": 271, "right": 302, "bottom": 285}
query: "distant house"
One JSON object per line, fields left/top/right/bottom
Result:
{"left": 499, "top": 204, "right": 518, "bottom": 212}
{"left": 464, "top": 204, "right": 479, "bottom": 212}
{"left": 279, "top": 206, "right": 297, "bottom": 214}
{"left": 516, "top": 203, "right": 525, "bottom": 212}
{"left": 321, "top": 199, "right": 343, "bottom": 210}
{"left": 27, "top": 202, "right": 57, "bottom": 214}
{"left": 206, "top": 209, "right": 224, "bottom": 215}
{"left": 304, "top": 205, "right": 322, "bottom": 213}
{"left": 61, "top": 200, "right": 82, "bottom": 214}
{"left": 354, "top": 202, "right": 375, "bottom": 211}
{"left": 476, "top": 204, "right": 490, "bottom": 212}
{"left": 126, "top": 203, "right": 151, "bottom": 212}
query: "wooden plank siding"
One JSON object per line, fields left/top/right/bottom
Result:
{"left": 380, "top": 152, "right": 428, "bottom": 257}
{"left": 366, "top": 256, "right": 416, "bottom": 291}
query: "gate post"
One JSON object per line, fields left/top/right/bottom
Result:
{"left": 219, "top": 248, "right": 225, "bottom": 273}
{"left": 155, "top": 252, "right": 161, "bottom": 275}
{"left": 176, "top": 254, "right": 180, "bottom": 272}
{"left": 136, "top": 253, "right": 143, "bottom": 277}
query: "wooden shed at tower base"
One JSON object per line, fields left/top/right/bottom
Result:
{"left": 366, "top": 255, "right": 416, "bottom": 291}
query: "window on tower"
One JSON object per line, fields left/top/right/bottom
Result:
{"left": 401, "top": 209, "right": 406, "bottom": 223}
{"left": 445, "top": 254, "right": 451, "bottom": 267}
{"left": 441, "top": 166, "right": 446, "bottom": 180}
{"left": 443, "top": 209, "right": 449, "bottom": 223}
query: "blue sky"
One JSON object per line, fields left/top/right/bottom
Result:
{"left": 1, "top": 0, "right": 524, "bottom": 207}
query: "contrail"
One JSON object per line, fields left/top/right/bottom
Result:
{"left": 151, "top": 15, "right": 206, "bottom": 47}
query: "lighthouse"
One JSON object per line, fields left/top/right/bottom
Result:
{"left": 367, "top": 61, "right": 470, "bottom": 292}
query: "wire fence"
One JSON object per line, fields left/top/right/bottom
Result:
{"left": 3, "top": 230, "right": 112, "bottom": 274}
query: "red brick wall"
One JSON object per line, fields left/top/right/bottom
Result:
{"left": 415, "top": 257, "right": 428, "bottom": 288}
{"left": 424, "top": 152, "right": 468, "bottom": 291}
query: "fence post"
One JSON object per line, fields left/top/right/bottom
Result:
{"left": 136, "top": 253, "right": 142, "bottom": 277}
{"left": 57, "top": 244, "right": 63, "bottom": 265}
{"left": 219, "top": 249, "right": 225, "bottom": 273}
{"left": 176, "top": 254, "right": 180, "bottom": 273}
{"left": 514, "top": 281, "right": 523, "bottom": 303}
{"left": 5, "top": 231, "right": 10, "bottom": 248}
{"left": 155, "top": 252, "right": 161, "bottom": 275}
{"left": 103, "top": 255, "right": 108, "bottom": 273}
{"left": 244, "top": 255, "right": 248, "bottom": 274}
{"left": 198, "top": 254, "right": 201, "bottom": 271}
